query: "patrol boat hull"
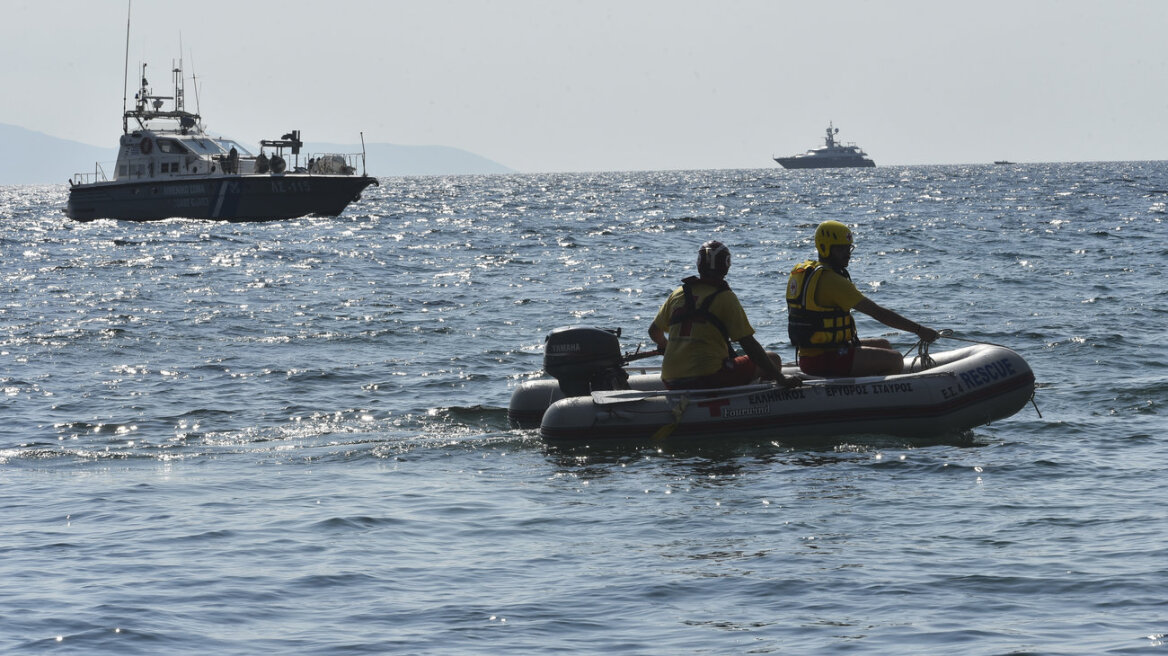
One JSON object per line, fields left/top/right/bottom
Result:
{"left": 67, "top": 40, "right": 376, "bottom": 223}
{"left": 67, "top": 174, "right": 377, "bottom": 222}
{"left": 510, "top": 344, "right": 1035, "bottom": 443}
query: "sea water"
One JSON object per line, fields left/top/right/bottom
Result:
{"left": 1, "top": 162, "right": 1165, "bottom": 654}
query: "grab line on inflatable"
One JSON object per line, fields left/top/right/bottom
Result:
{"left": 911, "top": 331, "right": 1042, "bottom": 418}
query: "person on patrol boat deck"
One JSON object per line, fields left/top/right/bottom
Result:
{"left": 787, "top": 221, "right": 940, "bottom": 377}
{"left": 650, "top": 241, "right": 800, "bottom": 390}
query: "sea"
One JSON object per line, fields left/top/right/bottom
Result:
{"left": 1, "top": 162, "right": 1166, "bottom": 655}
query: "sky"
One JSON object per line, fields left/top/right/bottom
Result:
{"left": 2, "top": 0, "right": 1165, "bottom": 173}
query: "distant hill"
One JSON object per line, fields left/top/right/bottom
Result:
{"left": 0, "top": 122, "right": 514, "bottom": 185}
{"left": 0, "top": 123, "right": 116, "bottom": 186}
{"left": 307, "top": 142, "right": 515, "bottom": 177}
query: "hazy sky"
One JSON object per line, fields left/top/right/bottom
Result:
{"left": 2, "top": 0, "right": 1165, "bottom": 172}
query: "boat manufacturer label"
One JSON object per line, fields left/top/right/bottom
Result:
{"left": 723, "top": 405, "right": 773, "bottom": 419}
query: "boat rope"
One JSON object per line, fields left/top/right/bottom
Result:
{"left": 651, "top": 394, "right": 690, "bottom": 440}
{"left": 936, "top": 330, "right": 1015, "bottom": 350}
{"left": 901, "top": 328, "right": 954, "bottom": 371}
{"left": 905, "top": 329, "right": 1043, "bottom": 418}
{"left": 904, "top": 334, "right": 938, "bottom": 371}
{"left": 1029, "top": 392, "right": 1043, "bottom": 418}
{"left": 902, "top": 329, "right": 1023, "bottom": 370}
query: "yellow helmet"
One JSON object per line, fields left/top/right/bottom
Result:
{"left": 815, "top": 220, "right": 853, "bottom": 259}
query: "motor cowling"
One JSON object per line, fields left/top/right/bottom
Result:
{"left": 544, "top": 326, "right": 630, "bottom": 397}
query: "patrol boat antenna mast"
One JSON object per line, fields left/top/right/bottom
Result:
{"left": 121, "top": 1, "right": 132, "bottom": 134}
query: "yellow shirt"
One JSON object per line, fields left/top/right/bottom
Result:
{"left": 652, "top": 279, "right": 754, "bottom": 380}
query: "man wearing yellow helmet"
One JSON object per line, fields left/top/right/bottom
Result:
{"left": 786, "top": 221, "right": 940, "bottom": 377}
{"left": 650, "top": 241, "right": 800, "bottom": 390}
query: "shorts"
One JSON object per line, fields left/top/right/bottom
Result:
{"left": 664, "top": 355, "right": 757, "bottom": 390}
{"left": 798, "top": 346, "right": 856, "bottom": 377}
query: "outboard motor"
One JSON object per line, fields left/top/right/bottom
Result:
{"left": 544, "top": 326, "right": 630, "bottom": 397}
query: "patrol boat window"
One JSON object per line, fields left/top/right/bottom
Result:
{"left": 214, "top": 140, "right": 253, "bottom": 157}
{"left": 155, "top": 138, "right": 189, "bottom": 154}
{"left": 183, "top": 138, "right": 225, "bottom": 155}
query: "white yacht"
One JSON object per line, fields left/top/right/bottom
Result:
{"left": 774, "top": 123, "right": 875, "bottom": 169}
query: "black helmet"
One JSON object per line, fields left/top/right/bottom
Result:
{"left": 697, "top": 240, "right": 731, "bottom": 277}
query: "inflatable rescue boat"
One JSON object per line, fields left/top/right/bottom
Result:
{"left": 509, "top": 327, "right": 1036, "bottom": 443}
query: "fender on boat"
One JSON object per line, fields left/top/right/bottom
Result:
{"left": 511, "top": 344, "right": 1035, "bottom": 443}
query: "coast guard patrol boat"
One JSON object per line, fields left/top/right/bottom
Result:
{"left": 67, "top": 60, "right": 377, "bottom": 222}
{"left": 773, "top": 122, "right": 875, "bottom": 169}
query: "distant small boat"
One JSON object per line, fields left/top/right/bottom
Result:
{"left": 774, "top": 122, "right": 875, "bottom": 169}
{"left": 994, "top": 160, "right": 1014, "bottom": 165}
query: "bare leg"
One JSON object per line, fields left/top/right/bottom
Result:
{"left": 850, "top": 344, "right": 904, "bottom": 376}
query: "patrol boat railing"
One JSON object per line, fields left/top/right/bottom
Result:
{"left": 70, "top": 163, "right": 113, "bottom": 186}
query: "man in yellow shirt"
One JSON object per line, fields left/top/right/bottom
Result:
{"left": 650, "top": 241, "right": 798, "bottom": 390}
{"left": 786, "top": 221, "right": 940, "bottom": 377}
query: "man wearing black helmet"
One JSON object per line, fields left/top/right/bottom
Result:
{"left": 786, "top": 220, "right": 939, "bottom": 377}
{"left": 649, "top": 241, "right": 799, "bottom": 390}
